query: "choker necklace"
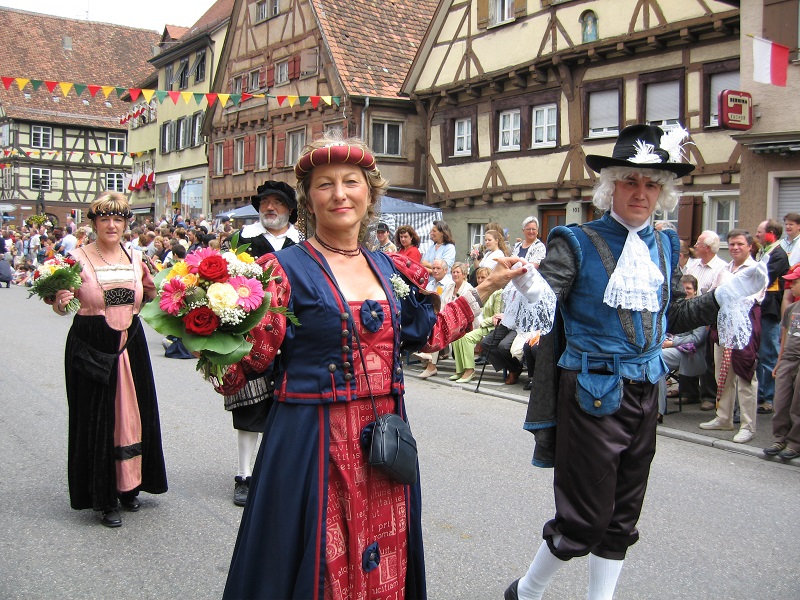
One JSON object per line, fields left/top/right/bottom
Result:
{"left": 95, "top": 243, "right": 122, "bottom": 266}
{"left": 314, "top": 234, "right": 361, "bottom": 257}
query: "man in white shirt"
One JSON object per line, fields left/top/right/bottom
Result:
{"left": 239, "top": 180, "right": 299, "bottom": 257}
{"left": 59, "top": 230, "right": 78, "bottom": 255}
{"left": 780, "top": 212, "right": 800, "bottom": 267}
{"left": 425, "top": 258, "right": 453, "bottom": 293}
{"left": 685, "top": 230, "right": 729, "bottom": 410}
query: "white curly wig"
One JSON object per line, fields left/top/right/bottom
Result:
{"left": 592, "top": 166, "right": 681, "bottom": 213}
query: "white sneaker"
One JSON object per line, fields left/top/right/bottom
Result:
{"left": 699, "top": 418, "right": 735, "bottom": 431}
{"left": 161, "top": 338, "right": 173, "bottom": 350}
{"left": 732, "top": 429, "right": 754, "bottom": 443}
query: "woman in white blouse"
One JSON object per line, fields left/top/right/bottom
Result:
{"left": 476, "top": 230, "right": 509, "bottom": 271}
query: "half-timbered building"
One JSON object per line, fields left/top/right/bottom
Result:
{"left": 402, "top": 0, "right": 742, "bottom": 250}
{"left": 205, "top": 0, "right": 438, "bottom": 232}
{"left": 0, "top": 8, "right": 159, "bottom": 226}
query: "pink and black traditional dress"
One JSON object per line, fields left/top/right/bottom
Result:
{"left": 219, "top": 242, "right": 479, "bottom": 600}
{"left": 65, "top": 247, "right": 167, "bottom": 511}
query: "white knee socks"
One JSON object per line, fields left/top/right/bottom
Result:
{"left": 587, "top": 554, "right": 624, "bottom": 600}
{"left": 236, "top": 430, "right": 259, "bottom": 478}
{"left": 517, "top": 540, "right": 566, "bottom": 600}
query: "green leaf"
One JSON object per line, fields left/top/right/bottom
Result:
{"left": 182, "top": 330, "right": 244, "bottom": 354}
{"left": 226, "top": 298, "right": 271, "bottom": 335}
{"left": 202, "top": 339, "right": 252, "bottom": 365}
{"left": 229, "top": 231, "right": 240, "bottom": 252}
{"left": 153, "top": 267, "right": 174, "bottom": 288}
{"left": 140, "top": 302, "right": 186, "bottom": 337}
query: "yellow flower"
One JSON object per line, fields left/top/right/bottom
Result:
{"left": 206, "top": 282, "right": 240, "bottom": 313}
{"left": 237, "top": 251, "right": 255, "bottom": 264}
{"left": 181, "top": 273, "right": 199, "bottom": 288}
{"left": 167, "top": 261, "right": 189, "bottom": 279}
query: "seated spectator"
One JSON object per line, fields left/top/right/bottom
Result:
{"left": 512, "top": 217, "right": 546, "bottom": 265}
{"left": 416, "top": 261, "right": 465, "bottom": 379}
{"left": 474, "top": 229, "right": 509, "bottom": 272}
{"left": 395, "top": 225, "right": 422, "bottom": 263}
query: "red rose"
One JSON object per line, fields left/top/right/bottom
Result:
{"left": 183, "top": 306, "right": 220, "bottom": 336}
{"left": 198, "top": 255, "right": 229, "bottom": 282}
{"left": 63, "top": 257, "right": 76, "bottom": 266}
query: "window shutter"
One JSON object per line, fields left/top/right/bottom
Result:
{"left": 764, "top": 0, "right": 799, "bottom": 52}
{"left": 477, "top": 0, "right": 489, "bottom": 29}
{"left": 777, "top": 178, "right": 800, "bottom": 216}
{"left": 645, "top": 81, "right": 679, "bottom": 123}
{"left": 259, "top": 66, "right": 267, "bottom": 87}
{"left": 267, "top": 65, "right": 275, "bottom": 87}
{"left": 288, "top": 56, "right": 300, "bottom": 80}
{"left": 589, "top": 89, "right": 619, "bottom": 130}
{"left": 514, "top": 0, "right": 527, "bottom": 18}
{"left": 223, "top": 138, "right": 233, "bottom": 174}
{"left": 208, "top": 142, "right": 214, "bottom": 175}
{"left": 275, "top": 132, "right": 286, "bottom": 168}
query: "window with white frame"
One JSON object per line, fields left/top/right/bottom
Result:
{"left": 706, "top": 192, "right": 740, "bottom": 242}
{"left": 192, "top": 50, "right": 206, "bottom": 83}
{"left": 645, "top": 80, "right": 681, "bottom": 131}
{"left": 192, "top": 112, "right": 203, "bottom": 146}
{"left": 372, "top": 121, "right": 402, "bottom": 156}
{"left": 531, "top": 103, "right": 557, "bottom": 148}
{"left": 232, "top": 76, "right": 243, "bottom": 94}
{"left": 161, "top": 121, "right": 174, "bottom": 154}
{"left": 275, "top": 60, "right": 289, "bottom": 85}
{"left": 588, "top": 89, "right": 619, "bottom": 138}
{"left": 31, "top": 167, "right": 50, "bottom": 191}
{"left": 106, "top": 172, "right": 125, "bottom": 192}
{"left": 234, "top": 137, "right": 245, "bottom": 173}
{"left": 249, "top": 70, "right": 260, "bottom": 91}
{"left": 468, "top": 223, "right": 486, "bottom": 252}
{"left": 498, "top": 109, "right": 521, "bottom": 151}
{"left": 652, "top": 205, "right": 679, "bottom": 231}
{"left": 453, "top": 118, "right": 472, "bottom": 156}
{"left": 214, "top": 141, "right": 224, "bottom": 175}
{"left": 287, "top": 129, "right": 306, "bottom": 166}
{"left": 2, "top": 165, "right": 12, "bottom": 190}
{"left": 107, "top": 132, "right": 126, "bottom": 153}
{"left": 177, "top": 58, "right": 190, "bottom": 89}
{"left": 256, "top": 0, "right": 269, "bottom": 21}
{"left": 31, "top": 125, "right": 52, "bottom": 149}
{"left": 324, "top": 122, "right": 344, "bottom": 137}
{"left": 182, "top": 117, "right": 192, "bottom": 149}
{"left": 256, "top": 133, "right": 269, "bottom": 170}
{"left": 709, "top": 71, "right": 740, "bottom": 127}
{"left": 490, "top": 0, "right": 515, "bottom": 26}
{"left": 257, "top": 0, "right": 279, "bottom": 20}
{"left": 269, "top": 0, "right": 280, "bottom": 16}
{"left": 164, "top": 64, "right": 174, "bottom": 89}
{"left": 176, "top": 118, "right": 187, "bottom": 150}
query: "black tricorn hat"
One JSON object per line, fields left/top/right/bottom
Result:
{"left": 251, "top": 180, "right": 298, "bottom": 223}
{"left": 585, "top": 124, "right": 695, "bottom": 178}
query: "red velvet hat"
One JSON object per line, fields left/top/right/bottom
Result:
{"left": 294, "top": 142, "right": 377, "bottom": 180}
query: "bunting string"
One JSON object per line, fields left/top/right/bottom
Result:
{"left": 0, "top": 75, "right": 342, "bottom": 125}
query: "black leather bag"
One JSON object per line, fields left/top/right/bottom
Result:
{"left": 72, "top": 321, "right": 139, "bottom": 385}
{"left": 366, "top": 413, "right": 418, "bottom": 485}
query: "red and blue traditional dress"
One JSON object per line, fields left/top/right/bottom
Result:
{"left": 218, "top": 241, "right": 478, "bottom": 600}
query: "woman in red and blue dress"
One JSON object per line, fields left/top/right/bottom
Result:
{"left": 217, "top": 136, "right": 520, "bottom": 600}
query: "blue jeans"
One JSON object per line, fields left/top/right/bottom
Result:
{"left": 757, "top": 316, "right": 781, "bottom": 405}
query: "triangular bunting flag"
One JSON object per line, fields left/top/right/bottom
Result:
{"left": 73, "top": 84, "right": 86, "bottom": 96}
{"left": 129, "top": 88, "right": 141, "bottom": 102}
{"left": 141, "top": 89, "right": 155, "bottom": 102}
{"left": 276, "top": 96, "right": 287, "bottom": 106}
{"left": 287, "top": 96, "right": 299, "bottom": 107}
{"left": 15, "top": 78, "right": 30, "bottom": 91}
{"left": 217, "top": 93, "right": 230, "bottom": 106}
{"left": 45, "top": 81, "right": 59, "bottom": 93}
{"left": 230, "top": 93, "right": 242, "bottom": 105}
{"left": 181, "top": 92, "right": 193, "bottom": 104}
{"left": 58, "top": 82, "right": 73, "bottom": 97}
{"left": 167, "top": 91, "right": 180, "bottom": 104}
{"left": 205, "top": 93, "right": 217, "bottom": 106}
{"left": 31, "top": 80, "right": 44, "bottom": 91}
{"left": 1, "top": 77, "right": 14, "bottom": 90}
{"left": 193, "top": 93, "right": 205, "bottom": 104}
{"left": 310, "top": 96, "right": 320, "bottom": 109}
{"left": 155, "top": 90, "right": 169, "bottom": 103}
{"left": 115, "top": 87, "right": 126, "bottom": 98}
{"left": 332, "top": 97, "right": 341, "bottom": 106}
{"left": 241, "top": 93, "right": 253, "bottom": 102}
{"left": 101, "top": 86, "right": 115, "bottom": 98}
{"left": 320, "top": 96, "right": 332, "bottom": 106}
{"left": 88, "top": 85, "right": 101, "bottom": 97}
{"left": 298, "top": 96, "right": 309, "bottom": 106}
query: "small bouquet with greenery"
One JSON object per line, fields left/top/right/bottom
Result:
{"left": 28, "top": 256, "right": 82, "bottom": 312}
{"left": 140, "top": 234, "right": 298, "bottom": 382}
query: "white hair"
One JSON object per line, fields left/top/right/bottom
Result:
{"left": 592, "top": 166, "right": 681, "bottom": 213}
{"left": 698, "top": 230, "right": 720, "bottom": 253}
{"left": 522, "top": 216, "right": 539, "bottom": 228}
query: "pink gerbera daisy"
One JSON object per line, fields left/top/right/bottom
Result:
{"left": 228, "top": 276, "right": 265, "bottom": 312}
{"left": 184, "top": 247, "right": 220, "bottom": 274}
{"left": 160, "top": 277, "right": 187, "bottom": 315}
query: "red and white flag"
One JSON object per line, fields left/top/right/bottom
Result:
{"left": 753, "top": 36, "right": 790, "bottom": 86}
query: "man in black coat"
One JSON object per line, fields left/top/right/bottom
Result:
{"left": 228, "top": 180, "right": 298, "bottom": 506}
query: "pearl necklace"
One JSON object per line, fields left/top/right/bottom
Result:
{"left": 95, "top": 243, "right": 122, "bottom": 266}
{"left": 314, "top": 234, "right": 361, "bottom": 257}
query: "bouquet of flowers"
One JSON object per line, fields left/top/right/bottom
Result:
{"left": 28, "top": 256, "right": 83, "bottom": 313}
{"left": 140, "top": 234, "right": 298, "bottom": 382}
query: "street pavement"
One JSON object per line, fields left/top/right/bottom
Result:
{"left": 1, "top": 284, "right": 798, "bottom": 599}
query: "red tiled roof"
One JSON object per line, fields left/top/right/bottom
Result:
{"left": 0, "top": 8, "right": 160, "bottom": 129}
{"left": 312, "top": 0, "right": 438, "bottom": 98}
{"left": 184, "top": 0, "right": 234, "bottom": 37}
{"left": 163, "top": 25, "right": 190, "bottom": 41}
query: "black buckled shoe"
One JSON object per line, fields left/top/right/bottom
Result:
{"left": 101, "top": 508, "right": 122, "bottom": 528}
{"left": 503, "top": 578, "right": 520, "bottom": 600}
{"left": 234, "top": 476, "right": 250, "bottom": 507}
